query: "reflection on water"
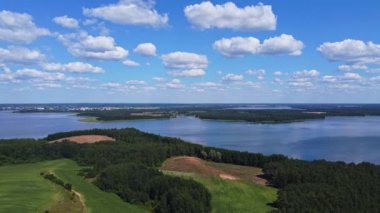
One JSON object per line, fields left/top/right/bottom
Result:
{"left": 1, "top": 111, "right": 380, "bottom": 164}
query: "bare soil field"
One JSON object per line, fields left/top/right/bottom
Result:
{"left": 161, "top": 156, "right": 239, "bottom": 180}
{"left": 50, "top": 135, "right": 115, "bottom": 144}
{"left": 161, "top": 156, "right": 267, "bottom": 184}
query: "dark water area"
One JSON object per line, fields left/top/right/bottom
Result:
{"left": 1, "top": 111, "right": 380, "bottom": 164}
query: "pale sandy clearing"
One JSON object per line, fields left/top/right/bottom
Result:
{"left": 161, "top": 156, "right": 240, "bottom": 180}
{"left": 162, "top": 156, "right": 270, "bottom": 185}
{"left": 50, "top": 135, "right": 115, "bottom": 144}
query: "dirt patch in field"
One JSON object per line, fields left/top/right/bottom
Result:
{"left": 162, "top": 156, "right": 269, "bottom": 185}
{"left": 161, "top": 156, "right": 239, "bottom": 180}
{"left": 219, "top": 174, "right": 238, "bottom": 180}
{"left": 48, "top": 189, "right": 86, "bottom": 213}
{"left": 253, "top": 174, "right": 268, "bottom": 185}
{"left": 206, "top": 161, "right": 268, "bottom": 185}
{"left": 50, "top": 135, "right": 115, "bottom": 144}
{"left": 73, "top": 190, "right": 87, "bottom": 213}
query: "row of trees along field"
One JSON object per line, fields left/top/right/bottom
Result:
{"left": 1, "top": 128, "right": 380, "bottom": 212}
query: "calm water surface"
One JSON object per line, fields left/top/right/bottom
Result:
{"left": 1, "top": 111, "right": 380, "bottom": 164}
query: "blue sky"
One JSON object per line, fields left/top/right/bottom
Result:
{"left": 0, "top": 0, "right": 380, "bottom": 103}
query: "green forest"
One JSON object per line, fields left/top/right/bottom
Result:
{"left": 14, "top": 104, "right": 380, "bottom": 123}
{"left": 1, "top": 128, "right": 380, "bottom": 212}
{"left": 72, "top": 104, "right": 380, "bottom": 123}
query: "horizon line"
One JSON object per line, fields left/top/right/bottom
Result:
{"left": 1, "top": 102, "right": 380, "bottom": 105}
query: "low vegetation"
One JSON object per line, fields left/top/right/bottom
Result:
{"left": 42, "top": 172, "right": 72, "bottom": 191}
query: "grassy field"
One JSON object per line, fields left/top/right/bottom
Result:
{"left": 194, "top": 176, "right": 277, "bottom": 213}
{"left": 0, "top": 161, "right": 63, "bottom": 213}
{"left": 0, "top": 157, "right": 276, "bottom": 213}
{"left": 54, "top": 160, "right": 147, "bottom": 213}
{"left": 78, "top": 116, "right": 99, "bottom": 122}
{"left": 162, "top": 157, "right": 277, "bottom": 213}
{"left": 0, "top": 160, "right": 147, "bottom": 213}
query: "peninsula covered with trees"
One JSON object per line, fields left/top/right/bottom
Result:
{"left": 8, "top": 103, "right": 380, "bottom": 123}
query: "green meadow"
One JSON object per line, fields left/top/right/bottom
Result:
{"left": 194, "top": 176, "right": 277, "bottom": 213}
{"left": 0, "top": 161, "right": 61, "bottom": 212}
{"left": 0, "top": 159, "right": 147, "bottom": 213}
{"left": 0, "top": 157, "right": 276, "bottom": 213}
{"left": 163, "top": 171, "right": 277, "bottom": 213}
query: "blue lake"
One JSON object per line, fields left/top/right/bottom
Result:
{"left": 1, "top": 111, "right": 380, "bottom": 164}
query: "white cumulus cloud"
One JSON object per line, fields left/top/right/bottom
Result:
{"left": 153, "top": 77, "right": 165, "bottom": 81}
{"left": 161, "top": 51, "right": 208, "bottom": 78}
{"left": 288, "top": 69, "right": 320, "bottom": 89}
{"left": 164, "top": 79, "right": 184, "bottom": 89}
{"left": 42, "top": 62, "right": 104, "bottom": 73}
{"left": 0, "top": 46, "right": 45, "bottom": 65}
{"left": 161, "top": 51, "right": 208, "bottom": 69}
{"left": 35, "top": 82, "right": 62, "bottom": 89}
{"left": 83, "top": 0, "right": 168, "bottom": 27}
{"left": 0, "top": 10, "right": 50, "bottom": 43}
{"left": 0, "top": 66, "right": 94, "bottom": 89}
{"left": 294, "top": 69, "right": 320, "bottom": 78}
{"left": 322, "top": 73, "right": 364, "bottom": 91}
{"left": 222, "top": 73, "right": 244, "bottom": 81}
{"left": 126, "top": 80, "right": 146, "bottom": 85}
{"left": 169, "top": 69, "right": 206, "bottom": 77}
{"left": 337, "top": 64, "right": 368, "bottom": 72}
{"left": 13, "top": 68, "right": 66, "bottom": 81}
{"left": 184, "top": 1, "right": 276, "bottom": 31}
{"left": 134, "top": 42, "right": 157, "bottom": 56}
{"left": 213, "top": 37, "right": 260, "bottom": 57}
{"left": 53, "top": 15, "right": 79, "bottom": 29}
{"left": 318, "top": 39, "right": 380, "bottom": 71}
{"left": 58, "top": 32, "right": 128, "bottom": 60}
{"left": 213, "top": 34, "right": 304, "bottom": 57}
{"left": 123, "top": 59, "right": 140, "bottom": 66}
{"left": 246, "top": 69, "right": 266, "bottom": 80}
{"left": 102, "top": 82, "right": 125, "bottom": 91}
{"left": 194, "top": 82, "right": 223, "bottom": 89}
{"left": 259, "top": 34, "right": 304, "bottom": 56}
